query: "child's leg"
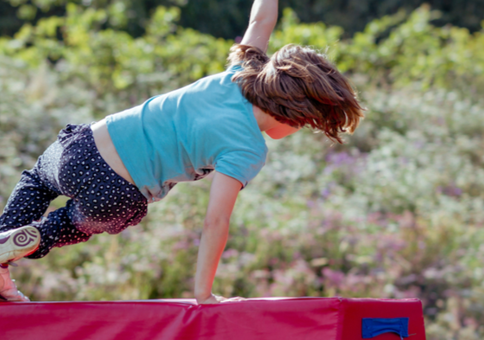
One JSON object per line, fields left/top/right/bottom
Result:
{"left": 25, "top": 184, "right": 147, "bottom": 259}
{"left": 22, "top": 200, "right": 92, "bottom": 259}
{"left": 0, "top": 137, "right": 81, "bottom": 259}
{"left": 0, "top": 156, "right": 61, "bottom": 300}
{"left": 0, "top": 156, "right": 62, "bottom": 261}
{"left": 0, "top": 167, "right": 59, "bottom": 230}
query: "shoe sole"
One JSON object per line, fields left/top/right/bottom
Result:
{"left": 0, "top": 226, "right": 41, "bottom": 264}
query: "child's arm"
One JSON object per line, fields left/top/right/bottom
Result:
{"left": 194, "top": 172, "right": 242, "bottom": 304}
{"left": 240, "top": 0, "right": 278, "bottom": 52}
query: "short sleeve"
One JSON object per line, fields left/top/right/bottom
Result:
{"left": 215, "top": 150, "right": 266, "bottom": 188}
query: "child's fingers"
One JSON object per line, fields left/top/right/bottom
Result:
{"left": 220, "top": 296, "right": 246, "bottom": 303}
{"left": 198, "top": 294, "right": 222, "bottom": 304}
{"left": 198, "top": 294, "right": 247, "bottom": 304}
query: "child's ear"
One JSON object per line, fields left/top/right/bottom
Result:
{"left": 266, "top": 123, "right": 301, "bottom": 139}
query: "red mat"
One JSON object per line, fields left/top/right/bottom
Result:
{"left": 0, "top": 297, "right": 426, "bottom": 340}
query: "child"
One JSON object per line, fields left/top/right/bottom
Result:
{"left": 0, "top": 0, "right": 364, "bottom": 303}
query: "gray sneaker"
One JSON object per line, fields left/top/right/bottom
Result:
{"left": 0, "top": 264, "right": 30, "bottom": 302}
{"left": 0, "top": 226, "right": 40, "bottom": 264}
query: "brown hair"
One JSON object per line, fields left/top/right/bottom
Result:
{"left": 228, "top": 44, "right": 365, "bottom": 143}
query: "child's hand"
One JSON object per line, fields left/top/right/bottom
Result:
{"left": 197, "top": 293, "right": 246, "bottom": 304}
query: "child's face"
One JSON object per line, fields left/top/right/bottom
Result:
{"left": 265, "top": 123, "right": 301, "bottom": 139}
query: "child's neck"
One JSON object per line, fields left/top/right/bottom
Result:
{"left": 253, "top": 105, "right": 279, "bottom": 132}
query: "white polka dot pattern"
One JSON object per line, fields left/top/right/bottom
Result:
{"left": 0, "top": 124, "right": 148, "bottom": 258}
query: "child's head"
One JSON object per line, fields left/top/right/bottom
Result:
{"left": 228, "top": 44, "right": 365, "bottom": 143}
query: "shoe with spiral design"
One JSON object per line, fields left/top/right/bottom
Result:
{"left": 0, "top": 226, "right": 40, "bottom": 264}
{"left": 0, "top": 264, "right": 30, "bottom": 302}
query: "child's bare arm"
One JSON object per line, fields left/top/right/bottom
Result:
{"left": 194, "top": 172, "right": 242, "bottom": 304}
{"left": 240, "top": 0, "right": 278, "bottom": 52}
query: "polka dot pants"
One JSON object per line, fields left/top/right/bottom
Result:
{"left": 0, "top": 124, "right": 148, "bottom": 259}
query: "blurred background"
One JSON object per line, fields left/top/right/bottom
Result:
{"left": 1, "top": 0, "right": 484, "bottom": 338}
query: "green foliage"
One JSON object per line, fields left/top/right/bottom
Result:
{"left": 0, "top": 4, "right": 232, "bottom": 117}
{"left": 270, "top": 7, "right": 484, "bottom": 95}
{"left": 3, "top": 0, "right": 484, "bottom": 40}
{"left": 341, "top": 6, "right": 484, "bottom": 91}
{"left": 1, "top": 5, "right": 484, "bottom": 338}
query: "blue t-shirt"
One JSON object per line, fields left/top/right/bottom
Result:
{"left": 106, "top": 65, "right": 268, "bottom": 202}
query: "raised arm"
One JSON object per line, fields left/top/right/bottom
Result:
{"left": 194, "top": 172, "right": 242, "bottom": 304}
{"left": 240, "top": 0, "right": 279, "bottom": 52}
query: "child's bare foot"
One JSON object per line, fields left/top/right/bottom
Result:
{"left": 0, "top": 226, "right": 40, "bottom": 264}
{"left": 0, "top": 264, "right": 30, "bottom": 302}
